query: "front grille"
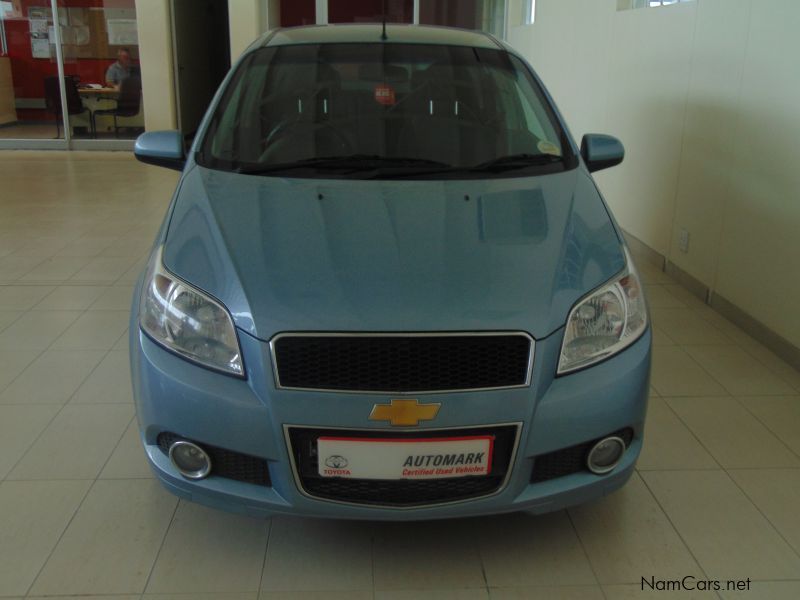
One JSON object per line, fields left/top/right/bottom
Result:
{"left": 272, "top": 333, "right": 532, "bottom": 393}
{"left": 289, "top": 425, "right": 519, "bottom": 507}
{"left": 530, "top": 428, "right": 634, "bottom": 483}
{"left": 157, "top": 432, "right": 271, "bottom": 486}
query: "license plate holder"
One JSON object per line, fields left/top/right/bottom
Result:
{"left": 317, "top": 435, "right": 494, "bottom": 480}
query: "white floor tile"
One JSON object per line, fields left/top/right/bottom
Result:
{"left": 33, "top": 285, "right": 107, "bottom": 310}
{"left": 739, "top": 396, "right": 800, "bottom": 455}
{"left": 20, "top": 257, "right": 93, "bottom": 282}
{"left": 261, "top": 518, "right": 373, "bottom": 592}
{"left": 0, "top": 309, "right": 22, "bottom": 332}
{"left": 0, "top": 349, "right": 106, "bottom": 405}
{"left": 0, "top": 348, "right": 41, "bottom": 392}
{"left": 50, "top": 310, "right": 129, "bottom": 350}
{"left": 0, "top": 311, "right": 80, "bottom": 350}
{"left": 146, "top": 501, "right": 270, "bottom": 594}
{"left": 71, "top": 350, "right": 133, "bottom": 404}
{"left": 642, "top": 470, "right": 800, "bottom": 580}
{"left": 478, "top": 511, "right": 596, "bottom": 587}
{"left": 728, "top": 469, "right": 800, "bottom": 555}
{"left": 667, "top": 396, "right": 800, "bottom": 468}
{"left": 0, "top": 404, "right": 60, "bottom": 479}
{"left": 373, "top": 520, "right": 485, "bottom": 590}
{"left": 0, "top": 285, "right": 56, "bottom": 310}
{"left": 684, "top": 346, "right": 796, "bottom": 396}
{"left": 650, "top": 346, "right": 727, "bottom": 397}
{"left": 0, "top": 480, "right": 90, "bottom": 596}
{"left": 100, "top": 418, "right": 153, "bottom": 479}
{"left": 70, "top": 257, "right": 139, "bottom": 283}
{"left": 8, "top": 404, "right": 133, "bottom": 480}
{"left": 490, "top": 587, "right": 603, "bottom": 600}
{"left": 29, "top": 479, "right": 177, "bottom": 596}
{"left": 91, "top": 285, "right": 135, "bottom": 310}
{"left": 650, "top": 307, "right": 734, "bottom": 345}
{"left": 378, "top": 590, "right": 488, "bottom": 600}
{"left": 569, "top": 474, "right": 703, "bottom": 584}
{"left": 637, "top": 397, "right": 718, "bottom": 470}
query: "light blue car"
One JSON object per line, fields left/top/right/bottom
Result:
{"left": 131, "top": 24, "right": 650, "bottom": 520}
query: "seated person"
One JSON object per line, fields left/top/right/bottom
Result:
{"left": 105, "top": 48, "right": 134, "bottom": 90}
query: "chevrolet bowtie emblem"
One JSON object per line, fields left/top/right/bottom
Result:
{"left": 369, "top": 399, "right": 441, "bottom": 426}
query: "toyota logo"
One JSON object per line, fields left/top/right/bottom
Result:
{"left": 325, "top": 455, "right": 348, "bottom": 469}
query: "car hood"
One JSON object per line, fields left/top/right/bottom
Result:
{"left": 163, "top": 166, "right": 624, "bottom": 340}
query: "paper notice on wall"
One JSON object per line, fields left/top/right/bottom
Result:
{"left": 73, "top": 25, "right": 90, "bottom": 46}
{"left": 30, "top": 18, "right": 48, "bottom": 35}
{"left": 30, "top": 17, "right": 50, "bottom": 58}
{"left": 31, "top": 38, "right": 50, "bottom": 59}
{"left": 27, "top": 7, "right": 50, "bottom": 20}
{"left": 106, "top": 19, "right": 138, "bottom": 46}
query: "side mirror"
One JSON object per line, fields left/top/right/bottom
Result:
{"left": 581, "top": 134, "right": 624, "bottom": 173}
{"left": 134, "top": 130, "right": 185, "bottom": 171}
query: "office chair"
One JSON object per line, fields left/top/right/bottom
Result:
{"left": 92, "top": 75, "right": 142, "bottom": 138}
{"left": 43, "top": 75, "right": 95, "bottom": 138}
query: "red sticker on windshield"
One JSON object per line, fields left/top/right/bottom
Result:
{"left": 374, "top": 84, "right": 396, "bottom": 105}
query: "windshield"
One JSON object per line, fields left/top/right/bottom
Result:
{"left": 198, "top": 43, "right": 577, "bottom": 179}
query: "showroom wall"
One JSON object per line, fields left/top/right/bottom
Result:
{"left": 228, "top": 0, "right": 270, "bottom": 60}
{"left": 134, "top": 0, "right": 176, "bottom": 130}
{"left": 508, "top": 0, "right": 800, "bottom": 350}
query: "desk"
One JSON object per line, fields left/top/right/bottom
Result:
{"left": 78, "top": 86, "right": 144, "bottom": 135}
{"left": 78, "top": 86, "right": 119, "bottom": 98}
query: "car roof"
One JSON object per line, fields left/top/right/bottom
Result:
{"left": 259, "top": 24, "right": 501, "bottom": 50}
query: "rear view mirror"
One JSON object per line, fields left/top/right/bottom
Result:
{"left": 134, "top": 130, "right": 185, "bottom": 171}
{"left": 581, "top": 134, "right": 625, "bottom": 173}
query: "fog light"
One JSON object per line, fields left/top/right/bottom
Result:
{"left": 169, "top": 440, "right": 211, "bottom": 480}
{"left": 586, "top": 436, "right": 625, "bottom": 474}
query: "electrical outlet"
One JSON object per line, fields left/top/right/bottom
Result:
{"left": 678, "top": 228, "right": 690, "bottom": 253}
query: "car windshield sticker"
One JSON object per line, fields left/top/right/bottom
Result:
{"left": 374, "top": 84, "right": 396, "bottom": 105}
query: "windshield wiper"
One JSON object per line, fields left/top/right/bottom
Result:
{"left": 470, "top": 153, "right": 563, "bottom": 172}
{"left": 236, "top": 155, "right": 452, "bottom": 175}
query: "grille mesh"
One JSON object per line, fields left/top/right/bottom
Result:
{"left": 157, "top": 432, "right": 271, "bottom": 486}
{"left": 289, "top": 425, "right": 518, "bottom": 506}
{"left": 530, "top": 428, "right": 634, "bottom": 483}
{"left": 273, "top": 334, "right": 532, "bottom": 392}
{"left": 303, "top": 475, "right": 505, "bottom": 506}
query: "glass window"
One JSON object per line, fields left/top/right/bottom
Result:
{"left": 1, "top": 2, "right": 65, "bottom": 139}
{"left": 328, "top": 0, "right": 413, "bottom": 24}
{"left": 419, "top": 0, "right": 507, "bottom": 39}
{"left": 0, "top": 0, "right": 141, "bottom": 143}
{"left": 199, "top": 43, "right": 574, "bottom": 179}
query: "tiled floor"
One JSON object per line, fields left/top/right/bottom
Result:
{"left": 0, "top": 151, "right": 799, "bottom": 599}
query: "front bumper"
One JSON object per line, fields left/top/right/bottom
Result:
{"left": 131, "top": 325, "right": 651, "bottom": 520}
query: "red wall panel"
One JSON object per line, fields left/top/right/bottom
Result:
{"left": 279, "top": 0, "right": 315, "bottom": 27}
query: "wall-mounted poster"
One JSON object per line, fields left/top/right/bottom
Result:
{"left": 106, "top": 18, "right": 137, "bottom": 46}
{"left": 29, "top": 9, "right": 50, "bottom": 58}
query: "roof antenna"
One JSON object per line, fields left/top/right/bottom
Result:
{"left": 381, "top": 0, "right": 388, "bottom": 40}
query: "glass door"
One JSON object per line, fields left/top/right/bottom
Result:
{"left": 56, "top": 0, "right": 140, "bottom": 149}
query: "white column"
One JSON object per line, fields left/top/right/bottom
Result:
{"left": 315, "top": 0, "right": 328, "bottom": 24}
{"left": 136, "top": 0, "right": 178, "bottom": 130}
{"left": 228, "top": 0, "right": 267, "bottom": 61}
{"left": 50, "top": 0, "right": 70, "bottom": 141}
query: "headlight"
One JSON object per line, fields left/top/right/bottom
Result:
{"left": 558, "top": 247, "right": 648, "bottom": 374}
{"left": 139, "top": 247, "right": 244, "bottom": 377}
